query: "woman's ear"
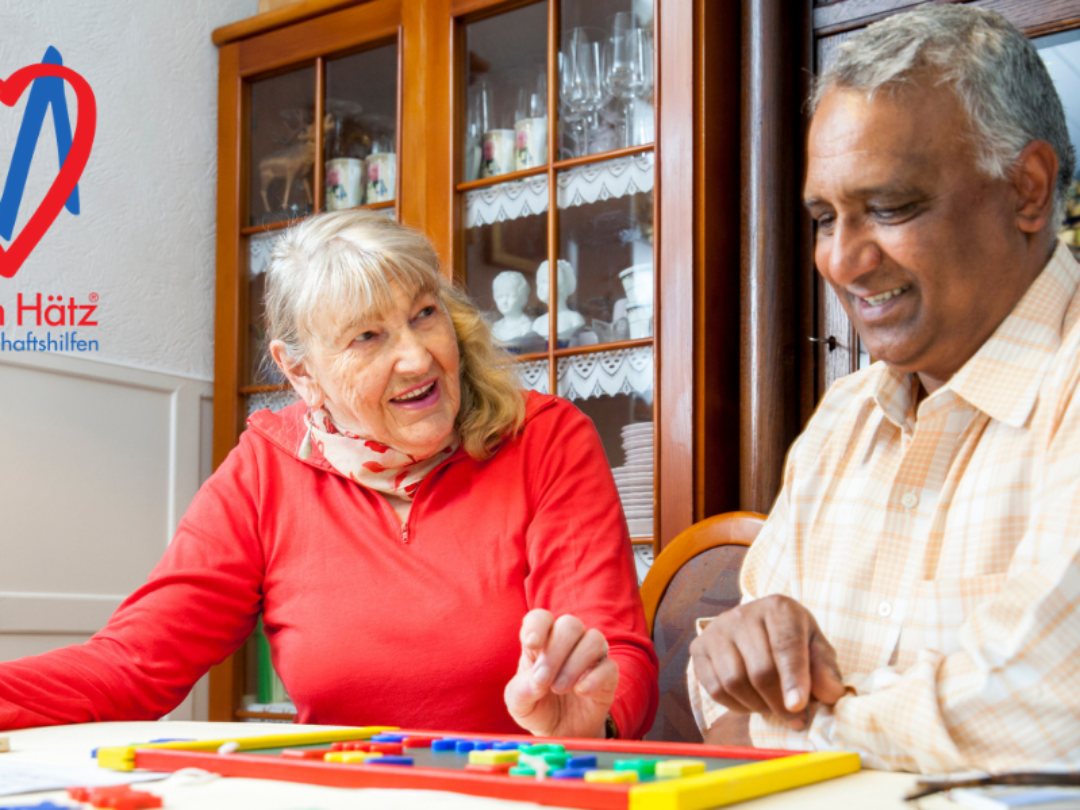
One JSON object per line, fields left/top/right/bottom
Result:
{"left": 270, "top": 340, "right": 323, "bottom": 409}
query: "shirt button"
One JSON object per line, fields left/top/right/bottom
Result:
{"left": 878, "top": 600, "right": 893, "bottom": 618}
{"left": 900, "top": 491, "right": 919, "bottom": 509}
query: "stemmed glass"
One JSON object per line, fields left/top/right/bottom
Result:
{"left": 558, "top": 51, "right": 584, "bottom": 158}
{"left": 560, "top": 28, "right": 607, "bottom": 157}
{"left": 464, "top": 79, "right": 491, "bottom": 181}
{"left": 604, "top": 13, "right": 654, "bottom": 147}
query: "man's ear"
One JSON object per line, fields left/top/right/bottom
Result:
{"left": 1013, "top": 139, "right": 1059, "bottom": 235}
{"left": 270, "top": 340, "right": 322, "bottom": 409}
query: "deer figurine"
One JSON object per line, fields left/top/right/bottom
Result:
{"left": 258, "top": 113, "right": 333, "bottom": 214}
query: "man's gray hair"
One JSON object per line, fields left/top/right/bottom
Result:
{"left": 811, "top": 6, "right": 1076, "bottom": 228}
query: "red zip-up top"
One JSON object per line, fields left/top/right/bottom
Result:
{"left": 0, "top": 392, "right": 659, "bottom": 738}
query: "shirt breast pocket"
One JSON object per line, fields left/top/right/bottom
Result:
{"left": 901, "top": 573, "right": 1008, "bottom": 660}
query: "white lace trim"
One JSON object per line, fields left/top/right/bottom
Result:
{"left": 464, "top": 152, "right": 654, "bottom": 228}
{"left": 557, "top": 346, "right": 653, "bottom": 401}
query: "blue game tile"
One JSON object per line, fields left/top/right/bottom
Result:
{"left": 368, "top": 755, "right": 414, "bottom": 766}
{"left": 567, "top": 755, "right": 598, "bottom": 769}
{"left": 432, "top": 738, "right": 463, "bottom": 751}
{"left": 473, "top": 741, "right": 494, "bottom": 751}
{"left": 149, "top": 738, "right": 196, "bottom": 744}
{"left": 454, "top": 741, "right": 476, "bottom": 753}
{"left": 551, "top": 767, "right": 593, "bottom": 779}
{"left": 493, "top": 741, "right": 520, "bottom": 750}
{"left": 371, "top": 733, "right": 409, "bottom": 742}
{"left": 7, "top": 804, "right": 72, "bottom": 810}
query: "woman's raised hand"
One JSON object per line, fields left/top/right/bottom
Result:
{"left": 503, "top": 609, "right": 619, "bottom": 738}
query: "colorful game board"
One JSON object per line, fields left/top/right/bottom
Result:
{"left": 96, "top": 727, "right": 860, "bottom": 810}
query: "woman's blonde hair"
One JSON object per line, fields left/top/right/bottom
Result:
{"left": 265, "top": 209, "right": 526, "bottom": 459}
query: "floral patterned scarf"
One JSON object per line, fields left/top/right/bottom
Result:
{"left": 299, "top": 406, "right": 459, "bottom": 521}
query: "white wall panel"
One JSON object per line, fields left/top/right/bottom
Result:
{"left": 0, "top": 352, "right": 212, "bottom": 719}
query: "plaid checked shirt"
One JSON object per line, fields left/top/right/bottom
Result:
{"left": 689, "top": 241, "right": 1080, "bottom": 774}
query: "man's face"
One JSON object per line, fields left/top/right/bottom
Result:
{"left": 805, "top": 84, "right": 1032, "bottom": 387}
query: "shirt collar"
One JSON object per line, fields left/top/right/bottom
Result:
{"left": 871, "top": 363, "right": 916, "bottom": 432}
{"left": 947, "top": 241, "right": 1079, "bottom": 428}
{"left": 867, "top": 241, "right": 1080, "bottom": 431}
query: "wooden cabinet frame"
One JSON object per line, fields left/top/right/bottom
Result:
{"left": 209, "top": 0, "right": 739, "bottom": 722}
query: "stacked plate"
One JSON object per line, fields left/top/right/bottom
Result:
{"left": 612, "top": 422, "right": 654, "bottom": 536}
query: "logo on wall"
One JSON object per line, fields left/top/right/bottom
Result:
{"left": 0, "top": 47, "right": 96, "bottom": 279}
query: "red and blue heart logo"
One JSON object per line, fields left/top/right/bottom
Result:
{"left": 0, "top": 62, "right": 96, "bottom": 279}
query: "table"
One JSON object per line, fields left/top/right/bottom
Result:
{"left": 0, "top": 722, "right": 956, "bottom": 809}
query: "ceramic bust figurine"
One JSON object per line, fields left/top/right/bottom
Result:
{"left": 490, "top": 271, "right": 536, "bottom": 342}
{"left": 533, "top": 259, "right": 585, "bottom": 340}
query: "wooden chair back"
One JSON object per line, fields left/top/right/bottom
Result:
{"left": 639, "top": 511, "right": 767, "bottom": 742}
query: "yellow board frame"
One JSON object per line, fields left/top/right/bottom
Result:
{"left": 628, "top": 751, "right": 861, "bottom": 809}
{"left": 96, "top": 726, "right": 396, "bottom": 771}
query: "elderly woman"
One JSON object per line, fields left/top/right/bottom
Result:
{"left": 0, "top": 211, "right": 657, "bottom": 740}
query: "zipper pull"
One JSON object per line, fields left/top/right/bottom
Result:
{"left": 401, "top": 523, "right": 410, "bottom": 544}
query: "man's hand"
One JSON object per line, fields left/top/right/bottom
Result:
{"left": 689, "top": 595, "right": 845, "bottom": 731}
{"left": 504, "top": 609, "right": 618, "bottom": 738}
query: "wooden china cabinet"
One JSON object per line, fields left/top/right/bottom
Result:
{"left": 208, "top": 0, "right": 740, "bottom": 722}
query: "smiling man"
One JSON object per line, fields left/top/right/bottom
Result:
{"left": 689, "top": 6, "right": 1080, "bottom": 773}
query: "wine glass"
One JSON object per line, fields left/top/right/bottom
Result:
{"left": 561, "top": 28, "right": 607, "bottom": 156}
{"left": 604, "top": 13, "right": 653, "bottom": 147}
{"left": 464, "top": 79, "right": 491, "bottom": 181}
{"left": 558, "top": 49, "right": 585, "bottom": 158}
{"left": 516, "top": 69, "right": 547, "bottom": 123}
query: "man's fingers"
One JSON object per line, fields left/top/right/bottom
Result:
{"left": 714, "top": 632, "right": 776, "bottom": 716}
{"left": 763, "top": 603, "right": 813, "bottom": 716}
{"left": 531, "top": 614, "right": 585, "bottom": 687}
{"left": 809, "top": 634, "right": 846, "bottom": 705}
{"left": 551, "top": 628, "right": 608, "bottom": 694}
{"left": 519, "top": 609, "right": 554, "bottom": 665}
{"left": 689, "top": 636, "right": 763, "bottom": 715}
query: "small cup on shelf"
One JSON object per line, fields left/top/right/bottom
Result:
{"left": 514, "top": 72, "right": 548, "bottom": 171}
{"left": 324, "top": 158, "right": 364, "bottom": 210}
{"left": 482, "top": 129, "right": 516, "bottom": 178}
{"left": 365, "top": 152, "right": 396, "bottom": 203}
{"left": 514, "top": 117, "right": 547, "bottom": 171}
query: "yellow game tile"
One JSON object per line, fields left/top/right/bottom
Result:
{"left": 468, "top": 750, "right": 519, "bottom": 766}
{"left": 655, "top": 759, "right": 706, "bottom": 778}
{"left": 325, "top": 751, "right": 383, "bottom": 763}
{"left": 585, "top": 769, "right": 639, "bottom": 783}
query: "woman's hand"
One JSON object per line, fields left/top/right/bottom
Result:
{"left": 504, "top": 609, "right": 619, "bottom": 738}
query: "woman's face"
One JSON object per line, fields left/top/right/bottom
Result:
{"left": 299, "top": 283, "right": 461, "bottom": 459}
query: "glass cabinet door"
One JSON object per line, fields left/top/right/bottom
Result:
{"left": 325, "top": 43, "right": 399, "bottom": 210}
{"left": 457, "top": 0, "right": 657, "bottom": 551}
{"left": 239, "top": 38, "right": 401, "bottom": 419}
{"left": 249, "top": 67, "right": 317, "bottom": 228}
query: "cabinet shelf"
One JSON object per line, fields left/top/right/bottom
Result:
{"left": 464, "top": 151, "right": 654, "bottom": 228}
{"left": 239, "top": 201, "right": 395, "bottom": 237}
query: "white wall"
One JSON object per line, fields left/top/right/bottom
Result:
{"left": 0, "top": 0, "right": 253, "bottom": 378}
{"left": 0, "top": 0, "right": 255, "bottom": 722}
